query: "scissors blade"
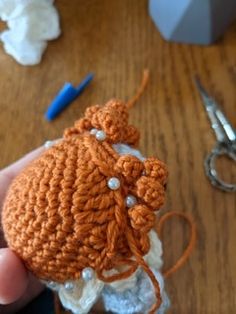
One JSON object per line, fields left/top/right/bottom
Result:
{"left": 195, "top": 76, "right": 236, "bottom": 145}
{"left": 214, "top": 109, "right": 236, "bottom": 142}
{"left": 195, "top": 77, "right": 216, "bottom": 110}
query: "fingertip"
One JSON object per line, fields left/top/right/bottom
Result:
{"left": 0, "top": 248, "right": 29, "bottom": 305}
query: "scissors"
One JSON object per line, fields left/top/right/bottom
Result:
{"left": 195, "top": 77, "right": 236, "bottom": 192}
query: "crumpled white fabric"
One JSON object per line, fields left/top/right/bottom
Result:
{"left": 0, "top": 0, "right": 60, "bottom": 65}
{"left": 58, "top": 277, "right": 104, "bottom": 314}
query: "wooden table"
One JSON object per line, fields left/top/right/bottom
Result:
{"left": 0, "top": 1, "right": 236, "bottom": 313}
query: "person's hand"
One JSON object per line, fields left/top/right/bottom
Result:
{"left": 0, "top": 147, "right": 46, "bottom": 314}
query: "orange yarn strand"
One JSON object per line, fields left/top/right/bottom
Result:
{"left": 126, "top": 69, "right": 150, "bottom": 109}
{"left": 157, "top": 211, "right": 196, "bottom": 278}
{"left": 97, "top": 259, "right": 138, "bottom": 283}
{"left": 126, "top": 228, "right": 162, "bottom": 314}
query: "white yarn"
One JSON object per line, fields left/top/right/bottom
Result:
{"left": 102, "top": 269, "right": 170, "bottom": 314}
{"left": 107, "top": 268, "right": 140, "bottom": 293}
{"left": 145, "top": 230, "right": 163, "bottom": 270}
{"left": 113, "top": 143, "right": 145, "bottom": 161}
{"left": 58, "top": 277, "right": 104, "bottom": 314}
{"left": 0, "top": 0, "right": 60, "bottom": 65}
{"left": 45, "top": 276, "right": 104, "bottom": 314}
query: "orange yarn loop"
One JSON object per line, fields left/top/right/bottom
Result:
{"left": 157, "top": 211, "right": 196, "bottom": 278}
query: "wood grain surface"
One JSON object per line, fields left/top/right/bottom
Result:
{"left": 0, "top": 1, "right": 236, "bottom": 313}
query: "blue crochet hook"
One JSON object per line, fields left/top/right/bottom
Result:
{"left": 45, "top": 73, "right": 94, "bottom": 121}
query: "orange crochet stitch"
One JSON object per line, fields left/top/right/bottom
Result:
{"left": 2, "top": 72, "right": 196, "bottom": 314}
{"left": 2, "top": 99, "right": 168, "bottom": 313}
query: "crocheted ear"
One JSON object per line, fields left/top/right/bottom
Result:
{"left": 103, "top": 100, "right": 140, "bottom": 146}
{"left": 144, "top": 158, "right": 168, "bottom": 186}
{"left": 136, "top": 176, "right": 165, "bottom": 210}
{"left": 63, "top": 105, "right": 101, "bottom": 138}
{"left": 128, "top": 203, "right": 156, "bottom": 255}
{"left": 64, "top": 100, "right": 140, "bottom": 146}
{"left": 115, "top": 155, "right": 144, "bottom": 184}
{"left": 123, "top": 125, "right": 140, "bottom": 147}
{"left": 128, "top": 204, "right": 155, "bottom": 233}
{"left": 90, "top": 100, "right": 135, "bottom": 144}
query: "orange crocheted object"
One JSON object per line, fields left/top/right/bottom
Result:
{"left": 2, "top": 98, "right": 168, "bottom": 312}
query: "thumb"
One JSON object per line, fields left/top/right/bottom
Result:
{"left": 0, "top": 249, "right": 44, "bottom": 313}
{"left": 0, "top": 249, "right": 29, "bottom": 304}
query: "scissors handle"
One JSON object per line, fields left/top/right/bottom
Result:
{"left": 205, "top": 143, "right": 236, "bottom": 192}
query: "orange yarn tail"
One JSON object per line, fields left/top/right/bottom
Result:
{"left": 127, "top": 69, "right": 150, "bottom": 109}
{"left": 126, "top": 228, "right": 162, "bottom": 314}
{"left": 157, "top": 211, "right": 196, "bottom": 278}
